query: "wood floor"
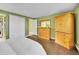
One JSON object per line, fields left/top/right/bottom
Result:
{"left": 27, "top": 35, "right": 79, "bottom": 55}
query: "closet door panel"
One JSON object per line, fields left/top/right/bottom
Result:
{"left": 65, "top": 34, "right": 74, "bottom": 49}
{"left": 55, "top": 32, "right": 65, "bottom": 45}
{"left": 63, "top": 13, "right": 74, "bottom": 33}
{"left": 55, "top": 12, "right": 74, "bottom": 49}
{"left": 55, "top": 13, "right": 74, "bottom": 33}
{"left": 55, "top": 16, "right": 64, "bottom": 32}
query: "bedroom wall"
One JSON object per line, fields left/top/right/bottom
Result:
{"left": 25, "top": 18, "right": 29, "bottom": 37}
{"left": 75, "top": 6, "right": 79, "bottom": 48}
{"left": 0, "top": 12, "right": 9, "bottom": 39}
{"left": 28, "top": 18, "right": 37, "bottom": 36}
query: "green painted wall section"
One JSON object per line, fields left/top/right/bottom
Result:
{"left": 74, "top": 6, "right": 79, "bottom": 47}
{"left": 25, "top": 17, "right": 37, "bottom": 36}
{"left": 51, "top": 16, "right": 55, "bottom": 39}
{"left": 28, "top": 18, "right": 37, "bottom": 35}
{"left": 0, "top": 12, "right": 9, "bottom": 39}
{"left": 25, "top": 17, "right": 29, "bottom": 36}
{"left": 4, "top": 14, "right": 9, "bottom": 39}
{"left": 29, "top": 19, "right": 33, "bottom": 32}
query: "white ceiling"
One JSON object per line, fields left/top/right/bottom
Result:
{"left": 0, "top": 3, "right": 78, "bottom": 17}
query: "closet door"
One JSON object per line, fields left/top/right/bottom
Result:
{"left": 55, "top": 13, "right": 74, "bottom": 33}
{"left": 63, "top": 13, "right": 74, "bottom": 33}
{"left": 64, "top": 34, "right": 74, "bottom": 49}
{"left": 55, "top": 12, "right": 74, "bottom": 49}
{"left": 9, "top": 15, "right": 25, "bottom": 39}
{"left": 55, "top": 16, "right": 64, "bottom": 32}
{"left": 55, "top": 32, "right": 65, "bottom": 45}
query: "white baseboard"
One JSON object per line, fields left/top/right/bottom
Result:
{"left": 51, "top": 37, "right": 55, "bottom": 40}
{"left": 76, "top": 45, "right": 79, "bottom": 52}
{"left": 26, "top": 34, "right": 37, "bottom": 37}
{"left": 25, "top": 35, "right": 31, "bottom": 37}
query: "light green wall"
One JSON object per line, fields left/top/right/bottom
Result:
{"left": 74, "top": 6, "right": 79, "bottom": 47}
{"left": 29, "top": 19, "right": 33, "bottom": 33}
{"left": 0, "top": 12, "right": 9, "bottom": 39}
{"left": 4, "top": 14, "right": 9, "bottom": 39}
{"left": 25, "top": 17, "right": 37, "bottom": 36}
{"left": 50, "top": 16, "right": 55, "bottom": 39}
{"left": 25, "top": 17, "right": 29, "bottom": 36}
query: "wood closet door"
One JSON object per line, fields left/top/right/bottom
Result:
{"left": 55, "top": 32, "right": 65, "bottom": 46}
{"left": 55, "top": 12, "right": 74, "bottom": 49}
{"left": 55, "top": 13, "right": 74, "bottom": 33}
{"left": 55, "top": 16, "right": 64, "bottom": 32}
{"left": 63, "top": 13, "right": 74, "bottom": 33}
{"left": 64, "top": 34, "right": 74, "bottom": 49}
{"left": 55, "top": 32, "right": 74, "bottom": 49}
{"left": 38, "top": 28, "right": 50, "bottom": 40}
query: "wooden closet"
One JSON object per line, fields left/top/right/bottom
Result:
{"left": 55, "top": 12, "right": 74, "bottom": 49}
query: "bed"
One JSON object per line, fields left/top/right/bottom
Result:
{"left": 7, "top": 37, "right": 46, "bottom": 55}
{"left": 0, "top": 41, "right": 16, "bottom": 55}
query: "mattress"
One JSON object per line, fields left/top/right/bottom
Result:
{"left": 0, "top": 41, "right": 16, "bottom": 55}
{"left": 7, "top": 37, "right": 46, "bottom": 55}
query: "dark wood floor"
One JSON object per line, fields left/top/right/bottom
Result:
{"left": 27, "top": 35, "right": 79, "bottom": 55}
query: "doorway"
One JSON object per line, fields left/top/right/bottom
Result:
{"left": 28, "top": 19, "right": 37, "bottom": 36}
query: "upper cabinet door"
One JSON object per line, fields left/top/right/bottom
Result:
{"left": 55, "top": 16, "right": 64, "bottom": 32}
{"left": 63, "top": 13, "right": 74, "bottom": 33}
{"left": 55, "top": 12, "right": 74, "bottom": 33}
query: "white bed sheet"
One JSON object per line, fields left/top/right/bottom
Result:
{"left": 0, "top": 41, "right": 16, "bottom": 55}
{"left": 7, "top": 37, "right": 46, "bottom": 55}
